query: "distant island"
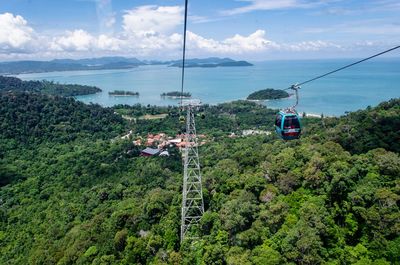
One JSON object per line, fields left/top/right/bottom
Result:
{"left": 0, "top": 75, "right": 101, "bottom": 97}
{"left": 109, "top": 90, "right": 139, "bottom": 96}
{"left": 0, "top": 57, "right": 253, "bottom": 74}
{"left": 169, "top": 57, "right": 253, "bottom": 68}
{"left": 161, "top": 91, "right": 191, "bottom": 98}
{"left": 247, "top": 88, "right": 290, "bottom": 100}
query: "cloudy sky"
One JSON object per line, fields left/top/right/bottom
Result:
{"left": 0, "top": 0, "right": 399, "bottom": 61}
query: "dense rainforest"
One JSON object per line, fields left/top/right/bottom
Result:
{"left": 0, "top": 90, "right": 399, "bottom": 265}
{"left": 0, "top": 76, "right": 101, "bottom": 96}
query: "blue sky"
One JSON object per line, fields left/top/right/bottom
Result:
{"left": 0, "top": 0, "right": 399, "bottom": 60}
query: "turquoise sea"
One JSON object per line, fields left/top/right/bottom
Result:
{"left": 17, "top": 58, "right": 400, "bottom": 116}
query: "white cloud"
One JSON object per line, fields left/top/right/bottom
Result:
{"left": 221, "top": 0, "right": 342, "bottom": 15}
{"left": 97, "top": 0, "right": 112, "bottom": 9}
{"left": 189, "top": 15, "right": 226, "bottom": 24}
{"left": 104, "top": 16, "right": 116, "bottom": 28}
{"left": 186, "top": 31, "right": 342, "bottom": 55}
{"left": 0, "top": 13, "right": 35, "bottom": 52}
{"left": 51, "top": 29, "right": 95, "bottom": 51}
{"left": 115, "top": 5, "right": 185, "bottom": 56}
{"left": 51, "top": 30, "right": 123, "bottom": 52}
{"left": 96, "top": 0, "right": 116, "bottom": 33}
{"left": 122, "top": 32, "right": 182, "bottom": 56}
{"left": 188, "top": 30, "right": 277, "bottom": 54}
{"left": 223, "top": 30, "right": 278, "bottom": 52}
{"left": 0, "top": 8, "right": 395, "bottom": 61}
{"left": 97, "top": 34, "right": 121, "bottom": 51}
{"left": 122, "top": 5, "right": 183, "bottom": 36}
{"left": 224, "top": 0, "right": 400, "bottom": 17}
{"left": 283, "top": 40, "right": 342, "bottom": 51}
{"left": 222, "top": 0, "right": 309, "bottom": 15}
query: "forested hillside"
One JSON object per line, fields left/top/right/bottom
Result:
{"left": 0, "top": 76, "right": 102, "bottom": 96}
{"left": 326, "top": 99, "right": 400, "bottom": 154}
{"left": 0, "top": 92, "right": 125, "bottom": 144}
{"left": 0, "top": 93, "right": 399, "bottom": 264}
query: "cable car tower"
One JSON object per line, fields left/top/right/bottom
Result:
{"left": 180, "top": 99, "right": 204, "bottom": 242}
{"left": 177, "top": 0, "right": 204, "bottom": 242}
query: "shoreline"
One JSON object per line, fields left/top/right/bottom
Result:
{"left": 74, "top": 93, "right": 350, "bottom": 117}
{"left": 161, "top": 96, "right": 192, "bottom": 99}
{"left": 109, "top": 94, "right": 139, "bottom": 97}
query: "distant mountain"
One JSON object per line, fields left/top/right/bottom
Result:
{"left": 0, "top": 61, "right": 86, "bottom": 75}
{"left": 51, "top": 56, "right": 144, "bottom": 66}
{"left": 171, "top": 57, "right": 235, "bottom": 64}
{"left": 0, "top": 57, "right": 253, "bottom": 74}
{"left": 168, "top": 57, "right": 253, "bottom": 68}
{"left": 0, "top": 58, "right": 143, "bottom": 75}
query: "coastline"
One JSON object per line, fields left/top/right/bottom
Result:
{"left": 15, "top": 60, "right": 400, "bottom": 117}
{"left": 109, "top": 94, "right": 139, "bottom": 97}
{"left": 161, "top": 96, "right": 191, "bottom": 99}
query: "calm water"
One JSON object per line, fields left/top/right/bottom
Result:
{"left": 17, "top": 58, "right": 400, "bottom": 116}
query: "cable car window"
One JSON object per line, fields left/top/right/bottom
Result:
{"left": 284, "top": 116, "right": 300, "bottom": 128}
{"left": 275, "top": 114, "right": 282, "bottom": 127}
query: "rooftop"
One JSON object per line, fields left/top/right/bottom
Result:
{"left": 141, "top": 147, "right": 161, "bottom": 155}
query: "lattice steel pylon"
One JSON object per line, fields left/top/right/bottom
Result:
{"left": 180, "top": 99, "right": 205, "bottom": 242}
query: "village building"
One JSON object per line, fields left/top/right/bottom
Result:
{"left": 159, "top": 150, "right": 170, "bottom": 157}
{"left": 140, "top": 147, "right": 161, "bottom": 157}
{"left": 133, "top": 132, "right": 207, "bottom": 154}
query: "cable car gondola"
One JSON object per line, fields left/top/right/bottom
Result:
{"left": 275, "top": 85, "right": 302, "bottom": 140}
{"left": 275, "top": 110, "right": 302, "bottom": 140}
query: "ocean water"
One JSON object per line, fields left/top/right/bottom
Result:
{"left": 17, "top": 58, "right": 400, "bottom": 116}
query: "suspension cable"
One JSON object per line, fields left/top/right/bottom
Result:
{"left": 180, "top": 0, "right": 189, "bottom": 108}
{"left": 284, "top": 45, "right": 400, "bottom": 90}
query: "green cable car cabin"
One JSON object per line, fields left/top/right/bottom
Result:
{"left": 275, "top": 110, "right": 302, "bottom": 140}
